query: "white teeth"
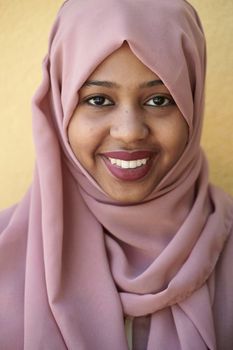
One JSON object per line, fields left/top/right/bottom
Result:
{"left": 109, "top": 157, "right": 149, "bottom": 169}
{"left": 121, "top": 160, "right": 129, "bottom": 169}
{"left": 110, "top": 158, "right": 117, "bottom": 165}
{"left": 130, "top": 160, "right": 137, "bottom": 169}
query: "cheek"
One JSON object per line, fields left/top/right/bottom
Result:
{"left": 169, "top": 120, "right": 189, "bottom": 157}
{"left": 156, "top": 114, "right": 188, "bottom": 157}
{"left": 67, "top": 115, "right": 106, "bottom": 164}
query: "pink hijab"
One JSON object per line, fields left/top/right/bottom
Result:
{"left": 0, "top": 0, "right": 233, "bottom": 349}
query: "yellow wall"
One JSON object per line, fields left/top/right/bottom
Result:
{"left": 0, "top": 0, "right": 232, "bottom": 209}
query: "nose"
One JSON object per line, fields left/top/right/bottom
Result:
{"left": 110, "top": 107, "right": 149, "bottom": 143}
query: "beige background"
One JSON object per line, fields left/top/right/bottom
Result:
{"left": 0, "top": 0, "right": 232, "bottom": 209}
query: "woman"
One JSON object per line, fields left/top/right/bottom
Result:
{"left": 0, "top": 0, "right": 232, "bottom": 349}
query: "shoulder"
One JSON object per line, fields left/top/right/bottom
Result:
{"left": 0, "top": 204, "right": 17, "bottom": 232}
{"left": 209, "top": 186, "right": 233, "bottom": 288}
{"left": 0, "top": 188, "right": 31, "bottom": 234}
{"left": 210, "top": 187, "right": 233, "bottom": 298}
{"left": 214, "top": 223, "right": 233, "bottom": 297}
{"left": 213, "top": 219, "right": 233, "bottom": 350}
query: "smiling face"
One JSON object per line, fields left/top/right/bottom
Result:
{"left": 67, "top": 43, "right": 189, "bottom": 203}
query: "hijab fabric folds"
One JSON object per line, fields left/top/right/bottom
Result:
{"left": 0, "top": 0, "right": 233, "bottom": 349}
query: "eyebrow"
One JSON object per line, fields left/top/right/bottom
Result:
{"left": 82, "top": 79, "right": 164, "bottom": 89}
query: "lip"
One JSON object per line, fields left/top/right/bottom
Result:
{"left": 102, "top": 150, "right": 154, "bottom": 161}
{"left": 101, "top": 151, "right": 157, "bottom": 181}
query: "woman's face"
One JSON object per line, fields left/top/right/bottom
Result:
{"left": 68, "top": 44, "right": 188, "bottom": 203}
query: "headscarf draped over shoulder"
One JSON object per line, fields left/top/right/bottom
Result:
{"left": 0, "top": 1, "right": 232, "bottom": 349}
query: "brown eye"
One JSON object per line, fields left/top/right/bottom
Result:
{"left": 86, "top": 96, "right": 113, "bottom": 106}
{"left": 145, "top": 95, "right": 174, "bottom": 107}
{"left": 153, "top": 96, "right": 166, "bottom": 106}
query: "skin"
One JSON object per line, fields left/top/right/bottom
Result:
{"left": 67, "top": 43, "right": 189, "bottom": 204}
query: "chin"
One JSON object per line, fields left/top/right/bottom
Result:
{"left": 104, "top": 186, "right": 153, "bottom": 204}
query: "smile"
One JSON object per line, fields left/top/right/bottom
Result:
{"left": 108, "top": 157, "right": 149, "bottom": 169}
{"left": 101, "top": 150, "right": 155, "bottom": 181}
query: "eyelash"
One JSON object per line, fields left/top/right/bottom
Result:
{"left": 82, "top": 94, "right": 175, "bottom": 108}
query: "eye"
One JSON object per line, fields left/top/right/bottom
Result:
{"left": 85, "top": 95, "right": 114, "bottom": 107}
{"left": 145, "top": 95, "right": 175, "bottom": 107}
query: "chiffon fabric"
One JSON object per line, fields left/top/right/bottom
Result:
{"left": 0, "top": 0, "right": 233, "bottom": 349}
